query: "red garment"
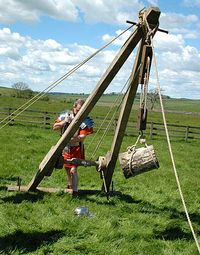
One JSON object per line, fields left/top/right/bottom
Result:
{"left": 63, "top": 145, "right": 84, "bottom": 168}
{"left": 63, "top": 127, "right": 93, "bottom": 169}
{"left": 55, "top": 113, "right": 93, "bottom": 169}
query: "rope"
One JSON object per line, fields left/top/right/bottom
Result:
{"left": 143, "top": 15, "right": 200, "bottom": 253}
{"left": 0, "top": 24, "right": 134, "bottom": 130}
{"left": 127, "top": 133, "right": 141, "bottom": 152}
{"left": 89, "top": 63, "right": 142, "bottom": 161}
{"left": 89, "top": 83, "right": 128, "bottom": 161}
{"left": 127, "top": 134, "right": 159, "bottom": 175}
{"left": 144, "top": 141, "right": 159, "bottom": 169}
{"left": 127, "top": 134, "right": 141, "bottom": 175}
{"left": 86, "top": 74, "right": 131, "bottom": 158}
{"left": 140, "top": 53, "right": 151, "bottom": 120}
{"left": 143, "top": 56, "right": 150, "bottom": 118}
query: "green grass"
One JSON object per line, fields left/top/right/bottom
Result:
{"left": 0, "top": 124, "right": 200, "bottom": 255}
{"left": 0, "top": 93, "right": 200, "bottom": 254}
{"left": 161, "top": 98, "right": 200, "bottom": 113}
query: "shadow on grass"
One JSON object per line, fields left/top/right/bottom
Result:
{"left": 76, "top": 189, "right": 135, "bottom": 205}
{"left": 153, "top": 225, "right": 194, "bottom": 241}
{"left": 0, "top": 176, "right": 19, "bottom": 182}
{"left": 136, "top": 198, "right": 200, "bottom": 226}
{"left": 0, "top": 229, "right": 63, "bottom": 253}
{"left": 0, "top": 186, "right": 7, "bottom": 191}
{"left": 1, "top": 192, "right": 45, "bottom": 204}
{"left": 79, "top": 191, "right": 200, "bottom": 227}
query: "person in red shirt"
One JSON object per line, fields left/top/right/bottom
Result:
{"left": 53, "top": 99, "right": 93, "bottom": 196}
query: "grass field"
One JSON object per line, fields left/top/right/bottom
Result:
{"left": 0, "top": 91, "right": 200, "bottom": 254}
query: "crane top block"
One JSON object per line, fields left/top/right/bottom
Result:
{"left": 139, "top": 7, "right": 161, "bottom": 27}
{"left": 144, "top": 7, "right": 161, "bottom": 25}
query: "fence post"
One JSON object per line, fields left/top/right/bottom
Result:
{"left": 43, "top": 111, "right": 50, "bottom": 129}
{"left": 8, "top": 107, "right": 14, "bottom": 126}
{"left": 113, "top": 118, "right": 117, "bottom": 133}
{"left": 150, "top": 122, "right": 154, "bottom": 139}
{"left": 185, "top": 126, "right": 189, "bottom": 142}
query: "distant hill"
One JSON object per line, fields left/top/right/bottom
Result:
{"left": 0, "top": 86, "right": 87, "bottom": 97}
{"left": 0, "top": 86, "right": 14, "bottom": 96}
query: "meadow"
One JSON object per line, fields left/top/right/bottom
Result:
{"left": 0, "top": 92, "right": 200, "bottom": 255}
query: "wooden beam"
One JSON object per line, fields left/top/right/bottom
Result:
{"left": 103, "top": 39, "right": 146, "bottom": 191}
{"left": 7, "top": 185, "right": 122, "bottom": 196}
{"left": 27, "top": 25, "right": 143, "bottom": 191}
{"left": 103, "top": 7, "right": 161, "bottom": 191}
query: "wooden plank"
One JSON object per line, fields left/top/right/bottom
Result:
{"left": 7, "top": 185, "right": 61, "bottom": 193}
{"left": 27, "top": 25, "right": 143, "bottom": 191}
{"left": 7, "top": 185, "right": 122, "bottom": 196}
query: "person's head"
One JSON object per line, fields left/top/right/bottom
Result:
{"left": 73, "top": 98, "right": 85, "bottom": 115}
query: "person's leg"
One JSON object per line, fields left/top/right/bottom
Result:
{"left": 70, "top": 167, "right": 78, "bottom": 193}
{"left": 64, "top": 167, "right": 73, "bottom": 192}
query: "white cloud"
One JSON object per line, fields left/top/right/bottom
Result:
{"left": 0, "top": 47, "right": 20, "bottom": 60}
{"left": 0, "top": 0, "right": 143, "bottom": 25}
{"left": 73, "top": 0, "right": 143, "bottom": 24}
{"left": 102, "top": 29, "right": 132, "bottom": 46}
{"left": 0, "top": 27, "right": 112, "bottom": 92}
{"left": 0, "top": 2, "right": 199, "bottom": 98}
{"left": 0, "top": 28, "right": 25, "bottom": 47}
{"left": 155, "top": 68, "right": 200, "bottom": 98}
{"left": 0, "top": 25, "right": 200, "bottom": 98}
{"left": 0, "top": 0, "right": 199, "bottom": 45}
{"left": 160, "top": 12, "right": 198, "bottom": 28}
{"left": 159, "top": 12, "right": 199, "bottom": 40}
{"left": 154, "top": 33, "right": 184, "bottom": 52}
{"left": 0, "top": 0, "right": 78, "bottom": 24}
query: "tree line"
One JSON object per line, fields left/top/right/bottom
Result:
{"left": 9, "top": 82, "right": 171, "bottom": 110}
{"left": 11, "top": 82, "right": 49, "bottom": 101}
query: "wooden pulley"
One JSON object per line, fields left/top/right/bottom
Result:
{"left": 137, "top": 106, "right": 148, "bottom": 131}
{"left": 119, "top": 143, "right": 159, "bottom": 179}
{"left": 139, "top": 45, "right": 152, "bottom": 85}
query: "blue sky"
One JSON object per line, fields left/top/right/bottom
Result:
{"left": 0, "top": 0, "right": 200, "bottom": 99}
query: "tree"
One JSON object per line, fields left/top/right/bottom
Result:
{"left": 12, "top": 82, "right": 33, "bottom": 98}
{"left": 147, "top": 89, "right": 159, "bottom": 110}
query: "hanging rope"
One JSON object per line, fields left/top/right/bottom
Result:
{"left": 0, "top": 24, "right": 134, "bottom": 130}
{"left": 140, "top": 56, "right": 150, "bottom": 115}
{"left": 143, "top": 15, "right": 200, "bottom": 254}
{"left": 86, "top": 74, "right": 131, "bottom": 158}
{"left": 89, "top": 85, "right": 128, "bottom": 161}
{"left": 89, "top": 63, "right": 142, "bottom": 161}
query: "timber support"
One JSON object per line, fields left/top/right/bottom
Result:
{"left": 25, "top": 7, "right": 161, "bottom": 193}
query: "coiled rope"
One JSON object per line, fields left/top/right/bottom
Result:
{"left": 0, "top": 24, "right": 134, "bottom": 130}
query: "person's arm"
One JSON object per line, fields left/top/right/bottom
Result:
{"left": 53, "top": 120, "right": 67, "bottom": 130}
{"left": 53, "top": 115, "right": 71, "bottom": 131}
{"left": 71, "top": 133, "right": 86, "bottom": 143}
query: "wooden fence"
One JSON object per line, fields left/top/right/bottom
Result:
{"left": 0, "top": 107, "right": 57, "bottom": 129}
{"left": 0, "top": 107, "right": 200, "bottom": 141}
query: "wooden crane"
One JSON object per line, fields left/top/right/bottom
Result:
{"left": 8, "top": 7, "right": 165, "bottom": 194}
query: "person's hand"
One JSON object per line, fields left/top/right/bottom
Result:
{"left": 64, "top": 115, "right": 72, "bottom": 124}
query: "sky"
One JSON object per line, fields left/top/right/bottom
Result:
{"left": 0, "top": 0, "right": 200, "bottom": 99}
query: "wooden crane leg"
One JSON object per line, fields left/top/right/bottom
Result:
{"left": 103, "top": 39, "right": 146, "bottom": 192}
{"left": 27, "top": 7, "right": 161, "bottom": 192}
{"left": 27, "top": 26, "right": 143, "bottom": 191}
{"left": 102, "top": 7, "right": 161, "bottom": 192}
